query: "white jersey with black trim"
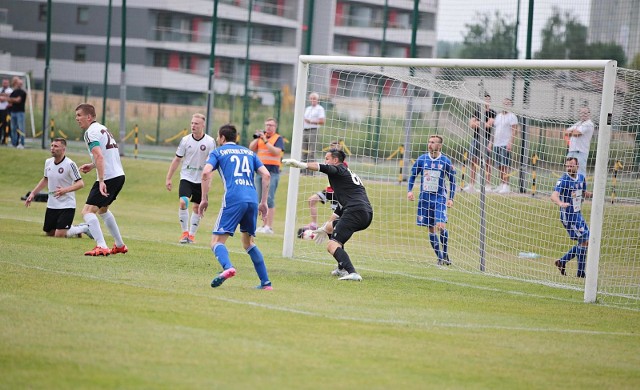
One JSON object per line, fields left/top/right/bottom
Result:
{"left": 83, "top": 121, "right": 125, "bottom": 180}
{"left": 175, "top": 133, "right": 216, "bottom": 183}
{"left": 44, "top": 155, "right": 82, "bottom": 209}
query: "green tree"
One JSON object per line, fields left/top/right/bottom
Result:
{"left": 459, "top": 10, "right": 517, "bottom": 59}
{"left": 535, "top": 7, "right": 588, "bottom": 59}
{"left": 630, "top": 53, "right": 640, "bottom": 70}
{"left": 586, "top": 42, "right": 627, "bottom": 66}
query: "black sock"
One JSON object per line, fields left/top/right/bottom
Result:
{"left": 333, "top": 247, "right": 356, "bottom": 274}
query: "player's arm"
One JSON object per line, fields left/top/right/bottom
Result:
{"left": 447, "top": 164, "right": 456, "bottom": 206}
{"left": 257, "top": 166, "right": 271, "bottom": 222}
{"left": 198, "top": 163, "right": 214, "bottom": 216}
{"left": 54, "top": 178, "right": 85, "bottom": 198}
{"left": 282, "top": 159, "right": 319, "bottom": 171}
{"left": 25, "top": 177, "right": 48, "bottom": 207}
{"left": 407, "top": 160, "right": 420, "bottom": 201}
{"left": 165, "top": 155, "right": 182, "bottom": 191}
{"left": 550, "top": 190, "right": 569, "bottom": 208}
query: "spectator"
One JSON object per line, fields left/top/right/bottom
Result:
{"left": 165, "top": 113, "right": 216, "bottom": 244}
{"left": 24, "top": 138, "right": 91, "bottom": 238}
{"left": 75, "top": 103, "right": 128, "bottom": 257}
{"left": 199, "top": 124, "right": 273, "bottom": 290}
{"left": 565, "top": 106, "right": 594, "bottom": 179}
{"left": 0, "top": 78, "right": 12, "bottom": 145}
{"left": 407, "top": 135, "right": 456, "bottom": 265}
{"left": 8, "top": 76, "right": 27, "bottom": 149}
{"left": 491, "top": 98, "right": 519, "bottom": 194}
{"left": 249, "top": 117, "right": 284, "bottom": 234}
{"left": 464, "top": 94, "right": 495, "bottom": 192}
{"left": 302, "top": 92, "right": 325, "bottom": 165}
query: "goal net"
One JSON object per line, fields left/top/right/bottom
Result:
{"left": 0, "top": 70, "right": 36, "bottom": 139}
{"left": 283, "top": 56, "right": 640, "bottom": 308}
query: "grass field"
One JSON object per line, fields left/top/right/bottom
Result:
{"left": 1, "top": 145, "right": 640, "bottom": 389}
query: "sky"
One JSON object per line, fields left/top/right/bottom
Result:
{"left": 436, "top": 0, "right": 591, "bottom": 57}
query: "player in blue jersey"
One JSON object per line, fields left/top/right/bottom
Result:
{"left": 551, "top": 157, "right": 591, "bottom": 278}
{"left": 407, "top": 135, "right": 456, "bottom": 265}
{"left": 198, "top": 124, "right": 273, "bottom": 290}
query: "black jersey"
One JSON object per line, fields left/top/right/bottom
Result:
{"left": 472, "top": 108, "right": 496, "bottom": 143}
{"left": 318, "top": 163, "right": 372, "bottom": 213}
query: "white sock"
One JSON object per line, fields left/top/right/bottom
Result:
{"left": 83, "top": 213, "right": 107, "bottom": 247}
{"left": 179, "top": 208, "right": 189, "bottom": 233}
{"left": 65, "top": 224, "right": 88, "bottom": 238}
{"left": 189, "top": 212, "right": 201, "bottom": 236}
{"left": 101, "top": 210, "right": 124, "bottom": 247}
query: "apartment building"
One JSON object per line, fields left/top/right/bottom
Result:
{"left": 0, "top": 0, "right": 438, "bottom": 104}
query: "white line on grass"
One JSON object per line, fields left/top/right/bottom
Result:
{"left": 2, "top": 260, "right": 639, "bottom": 337}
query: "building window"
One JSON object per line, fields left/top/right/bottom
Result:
{"left": 74, "top": 45, "right": 87, "bottom": 62}
{"left": 77, "top": 7, "right": 89, "bottom": 24}
{"left": 36, "top": 42, "right": 46, "bottom": 59}
{"left": 38, "top": 4, "right": 47, "bottom": 22}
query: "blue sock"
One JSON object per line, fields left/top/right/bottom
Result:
{"left": 213, "top": 243, "right": 233, "bottom": 270}
{"left": 576, "top": 245, "right": 588, "bottom": 276}
{"left": 247, "top": 245, "right": 270, "bottom": 285}
{"left": 440, "top": 229, "right": 449, "bottom": 258}
{"left": 429, "top": 233, "right": 442, "bottom": 259}
{"left": 560, "top": 244, "right": 580, "bottom": 263}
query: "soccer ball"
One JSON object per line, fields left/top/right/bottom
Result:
{"left": 301, "top": 229, "right": 316, "bottom": 240}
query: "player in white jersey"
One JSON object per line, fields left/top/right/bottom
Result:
{"left": 75, "top": 103, "right": 128, "bottom": 257}
{"left": 25, "top": 138, "right": 91, "bottom": 238}
{"left": 165, "top": 113, "right": 216, "bottom": 244}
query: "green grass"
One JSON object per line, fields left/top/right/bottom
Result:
{"left": 1, "top": 145, "right": 640, "bottom": 389}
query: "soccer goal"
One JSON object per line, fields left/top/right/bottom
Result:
{"left": 0, "top": 70, "right": 36, "bottom": 138}
{"left": 283, "top": 55, "right": 640, "bottom": 308}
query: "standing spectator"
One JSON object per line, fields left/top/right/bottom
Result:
{"left": 0, "top": 78, "right": 12, "bottom": 145}
{"left": 551, "top": 157, "right": 590, "bottom": 278}
{"left": 565, "top": 106, "right": 594, "bottom": 179}
{"left": 8, "top": 76, "right": 27, "bottom": 149}
{"left": 75, "top": 103, "right": 128, "bottom": 257}
{"left": 282, "top": 149, "right": 373, "bottom": 282}
{"left": 249, "top": 117, "right": 284, "bottom": 234}
{"left": 464, "top": 94, "right": 495, "bottom": 192}
{"left": 165, "top": 113, "right": 216, "bottom": 244}
{"left": 24, "top": 138, "right": 92, "bottom": 238}
{"left": 491, "top": 98, "right": 519, "bottom": 194}
{"left": 407, "top": 135, "right": 456, "bottom": 265}
{"left": 199, "top": 124, "right": 273, "bottom": 290}
{"left": 302, "top": 92, "right": 325, "bottom": 164}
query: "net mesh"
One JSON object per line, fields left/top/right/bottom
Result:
{"left": 288, "top": 60, "right": 640, "bottom": 308}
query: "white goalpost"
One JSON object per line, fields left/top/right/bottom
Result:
{"left": 0, "top": 70, "right": 36, "bottom": 138}
{"left": 283, "top": 55, "right": 640, "bottom": 308}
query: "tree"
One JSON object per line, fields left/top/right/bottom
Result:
{"left": 630, "top": 54, "right": 640, "bottom": 70}
{"left": 459, "top": 10, "right": 517, "bottom": 59}
{"left": 586, "top": 42, "right": 626, "bottom": 67}
{"left": 535, "top": 7, "right": 588, "bottom": 59}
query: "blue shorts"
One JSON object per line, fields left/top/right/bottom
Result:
{"left": 212, "top": 202, "right": 259, "bottom": 237}
{"left": 493, "top": 146, "right": 511, "bottom": 167}
{"left": 561, "top": 212, "right": 590, "bottom": 243}
{"left": 416, "top": 196, "right": 448, "bottom": 227}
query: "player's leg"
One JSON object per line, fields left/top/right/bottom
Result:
{"left": 426, "top": 201, "right": 443, "bottom": 262}
{"left": 209, "top": 203, "right": 244, "bottom": 288}
{"left": 43, "top": 208, "right": 60, "bottom": 237}
{"left": 52, "top": 208, "right": 78, "bottom": 238}
{"left": 328, "top": 210, "right": 372, "bottom": 280}
{"left": 178, "top": 180, "right": 192, "bottom": 243}
{"left": 187, "top": 181, "right": 203, "bottom": 242}
{"left": 307, "top": 191, "right": 325, "bottom": 229}
{"left": 96, "top": 176, "right": 127, "bottom": 254}
{"left": 435, "top": 200, "right": 450, "bottom": 265}
{"left": 240, "top": 202, "right": 271, "bottom": 288}
{"left": 82, "top": 181, "right": 110, "bottom": 255}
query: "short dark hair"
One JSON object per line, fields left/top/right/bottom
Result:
{"left": 52, "top": 137, "right": 67, "bottom": 146}
{"left": 218, "top": 123, "right": 237, "bottom": 143}
{"left": 328, "top": 149, "right": 346, "bottom": 163}
{"left": 566, "top": 156, "right": 579, "bottom": 165}
{"left": 75, "top": 103, "right": 96, "bottom": 118}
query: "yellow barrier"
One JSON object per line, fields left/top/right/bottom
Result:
{"left": 611, "top": 160, "right": 623, "bottom": 204}
{"left": 164, "top": 128, "right": 188, "bottom": 143}
{"left": 134, "top": 125, "right": 139, "bottom": 159}
{"left": 531, "top": 153, "right": 539, "bottom": 197}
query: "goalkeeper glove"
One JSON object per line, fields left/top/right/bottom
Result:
{"left": 312, "top": 222, "right": 329, "bottom": 245}
{"left": 282, "top": 158, "right": 308, "bottom": 169}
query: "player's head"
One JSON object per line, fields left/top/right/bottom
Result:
{"left": 50, "top": 138, "right": 67, "bottom": 158}
{"left": 565, "top": 157, "right": 579, "bottom": 177}
{"left": 428, "top": 135, "right": 443, "bottom": 153}
{"left": 325, "top": 149, "right": 346, "bottom": 165}
{"left": 11, "top": 76, "right": 22, "bottom": 88}
{"left": 191, "top": 113, "right": 205, "bottom": 135}
{"left": 1, "top": 78, "right": 8, "bottom": 88}
{"left": 75, "top": 103, "right": 97, "bottom": 130}
{"left": 308, "top": 92, "right": 319, "bottom": 105}
{"left": 502, "top": 97, "right": 512, "bottom": 110}
{"left": 218, "top": 123, "right": 237, "bottom": 145}
{"left": 484, "top": 93, "right": 491, "bottom": 106}
{"left": 578, "top": 106, "right": 590, "bottom": 121}
{"left": 264, "top": 118, "right": 277, "bottom": 135}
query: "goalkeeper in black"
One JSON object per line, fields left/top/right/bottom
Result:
{"left": 283, "top": 149, "right": 373, "bottom": 281}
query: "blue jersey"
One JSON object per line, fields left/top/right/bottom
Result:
{"left": 205, "top": 143, "right": 264, "bottom": 206}
{"left": 554, "top": 173, "right": 587, "bottom": 216}
{"left": 408, "top": 153, "right": 456, "bottom": 201}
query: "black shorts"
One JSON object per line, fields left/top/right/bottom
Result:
{"left": 331, "top": 208, "right": 373, "bottom": 246}
{"left": 179, "top": 179, "right": 203, "bottom": 204}
{"left": 85, "top": 175, "right": 125, "bottom": 208}
{"left": 43, "top": 208, "right": 75, "bottom": 233}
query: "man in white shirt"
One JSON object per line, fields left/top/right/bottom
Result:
{"left": 302, "top": 92, "right": 325, "bottom": 164}
{"left": 165, "top": 113, "right": 216, "bottom": 244}
{"left": 0, "top": 78, "right": 13, "bottom": 145}
{"left": 490, "top": 98, "right": 519, "bottom": 194}
{"left": 565, "top": 107, "right": 594, "bottom": 178}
